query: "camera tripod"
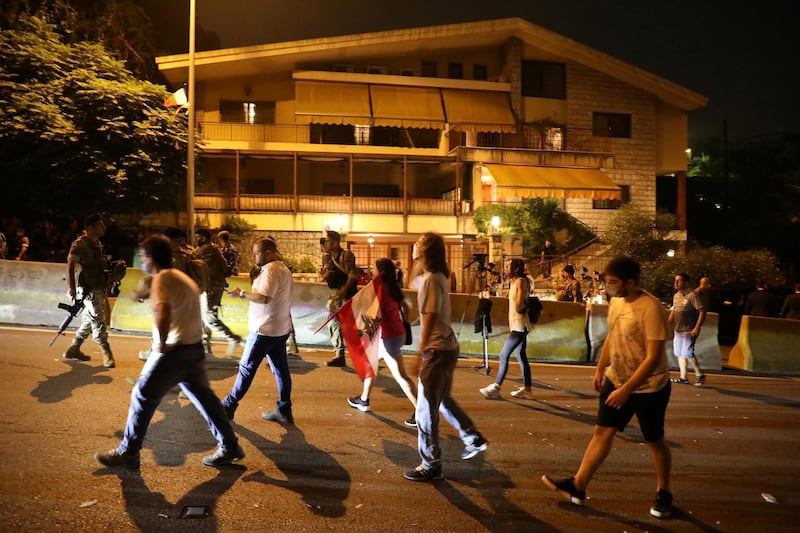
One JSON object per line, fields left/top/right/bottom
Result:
{"left": 457, "top": 261, "right": 491, "bottom": 376}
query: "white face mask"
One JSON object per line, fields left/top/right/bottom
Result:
{"left": 412, "top": 242, "right": 420, "bottom": 261}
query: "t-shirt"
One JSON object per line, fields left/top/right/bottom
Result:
{"left": 672, "top": 289, "right": 704, "bottom": 332}
{"left": 417, "top": 271, "right": 458, "bottom": 351}
{"left": 604, "top": 291, "right": 670, "bottom": 393}
{"left": 378, "top": 280, "right": 405, "bottom": 339}
{"left": 249, "top": 260, "right": 294, "bottom": 337}
{"left": 150, "top": 269, "right": 204, "bottom": 348}
{"left": 68, "top": 234, "right": 106, "bottom": 290}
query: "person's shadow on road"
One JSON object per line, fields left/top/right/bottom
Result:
{"left": 31, "top": 360, "right": 112, "bottom": 403}
{"left": 236, "top": 423, "right": 350, "bottom": 518}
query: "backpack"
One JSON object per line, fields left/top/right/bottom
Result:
{"left": 527, "top": 296, "right": 543, "bottom": 324}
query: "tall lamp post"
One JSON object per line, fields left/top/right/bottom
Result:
{"left": 186, "top": 0, "right": 196, "bottom": 237}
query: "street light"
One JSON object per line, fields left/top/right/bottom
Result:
{"left": 186, "top": 0, "right": 196, "bottom": 237}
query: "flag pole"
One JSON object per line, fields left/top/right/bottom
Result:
{"left": 186, "top": 0, "right": 196, "bottom": 238}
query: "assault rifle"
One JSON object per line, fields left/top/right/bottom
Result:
{"left": 49, "top": 295, "right": 86, "bottom": 347}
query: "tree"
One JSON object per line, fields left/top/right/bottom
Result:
{"left": 604, "top": 204, "right": 676, "bottom": 264}
{"left": 0, "top": 16, "right": 192, "bottom": 220}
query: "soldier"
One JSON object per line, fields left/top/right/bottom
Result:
{"left": 216, "top": 230, "right": 240, "bottom": 277}
{"left": 63, "top": 214, "right": 115, "bottom": 368}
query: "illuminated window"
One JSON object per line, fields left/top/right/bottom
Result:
{"left": 544, "top": 127, "right": 563, "bottom": 150}
{"left": 354, "top": 124, "right": 371, "bottom": 145}
{"left": 220, "top": 100, "right": 275, "bottom": 124}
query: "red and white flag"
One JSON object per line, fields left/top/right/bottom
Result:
{"left": 164, "top": 88, "right": 189, "bottom": 110}
{"left": 315, "top": 278, "right": 382, "bottom": 381}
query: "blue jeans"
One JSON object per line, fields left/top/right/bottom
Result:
{"left": 119, "top": 342, "right": 238, "bottom": 454}
{"left": 495, "top": 330, "right": 531, "bottom": 387}
{"left": 415, "top": 346, "right": 482, "bottom": 469}
{"left": 223, "top": 332, "right": 292, "bottom": 417}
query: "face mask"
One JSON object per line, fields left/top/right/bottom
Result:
{"left": 412, "top": 243, "right": 420, "bottom": 261}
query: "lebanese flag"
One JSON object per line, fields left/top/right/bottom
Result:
{"left": 336, "top": 278, "right": 382, "bottom": 381}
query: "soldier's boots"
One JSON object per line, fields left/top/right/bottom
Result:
{"left": 101, "top": 346, "right": 115, "bottom": 368}
{"left": 63, "top": 343, "right": 90, "bottom": 362}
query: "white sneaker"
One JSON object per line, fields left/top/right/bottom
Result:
{"left": 510, "top": 387, "right": 532, "bottom": 399}
{"left": 479, "top": 383, "right": 500, "bottom": 399}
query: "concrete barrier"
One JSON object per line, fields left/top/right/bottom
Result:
{"left": 727, "top": 315, "right": 800, "bottom": 375}
{"left": 587, "top": 303, "right": 721, "bottom": 371}
{"left": 0, "top": 259, "right": 72, "bottom": 328}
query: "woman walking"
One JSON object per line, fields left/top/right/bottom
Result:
{"left": 479, "top": 258, "right": 533, "bottom": 399}
{"left": 347, "top": 258, "right": 418, "bottom": 426}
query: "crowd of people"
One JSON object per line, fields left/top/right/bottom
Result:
{"left": 23, "top": 217, "right": 796, "bottom": 522}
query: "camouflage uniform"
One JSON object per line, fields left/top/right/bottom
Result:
{"left": 193, "top": 242, "right": 242, "bottom": 351}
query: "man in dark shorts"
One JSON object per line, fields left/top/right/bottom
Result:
{"left": 541, "top": 256, "right": 674, "bottom": 519}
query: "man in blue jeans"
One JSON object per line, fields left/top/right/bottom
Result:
{"left": 222, "top": 237, "right": 294, "bottom": 424}
{"left": 94, "top": 236, "right": 243, "bottom": 468}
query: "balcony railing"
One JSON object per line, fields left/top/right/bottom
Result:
{"left": 195, "top": 193, "right": 455, "bottom": 216}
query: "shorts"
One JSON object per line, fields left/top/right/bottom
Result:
{"left": 673, "top": 331, "right": 696, "bottom": 358}
{"left": 596, "top": 379, "right": 671, "bottom": 442}
{"left": 379, "top": 334, "right": 405, "bottom": 360}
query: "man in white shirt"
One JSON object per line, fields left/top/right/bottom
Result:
{"left": 95, "top": 236, "right": 244, "bottom": 468}
{"left": 222, "top": 237, "right": 295, "bottom": 424}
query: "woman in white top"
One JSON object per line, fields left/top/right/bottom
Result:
{"left": 480, "top": 258, "right": 533, "bottom": 399}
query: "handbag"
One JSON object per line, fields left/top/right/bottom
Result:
{"left": 400, "top": 307, "right": 412, "bottom": 345}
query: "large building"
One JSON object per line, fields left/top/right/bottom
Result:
{"left": 156, "top": 17, "right": 706, "bottom": 285}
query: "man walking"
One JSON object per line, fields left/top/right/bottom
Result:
{"left": 669, "top": 273, "right": 706, "bottom": 386}
{"left": 95, "top": 236, "right": 243, "bottom": 468}
{"left": 63, "top": 214, "right": 115, "bottom": 368}
{"left": 222, "top": 237, "right": 295, "bottom": 424}
{"left": 194, "top": 228, "right": 243, "bottom": 354}
{"left": 320, "top": 230, "right": 357, "bottom": 367}
{"left": 542, "top": 256, "right": 673, "bottom": 519}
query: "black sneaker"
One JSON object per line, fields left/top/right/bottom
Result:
{"left": 403, "top": 464, "right": 443, "bottom": 482}
{"left": 650, "top": 489, "right": 673, "bottom": 518}
{"left": 404, "top": 413, "right": 417, "bottom": 427}
{"left": 694, "top": 375, "right": 706, "bottom": 387}
{"left": 262, "top": 409, "right": 294, "bottom": 424}
{"left": 347, "top": 396, "right": 370, "bottom": 412}
{"left": 95, "top": 448, "right": 140, "bottom": 469}
{"left": 202, "top": 444, "right": 245, "bottom": 467}
{"left": 461, "top": 434, "right": 488, "bottom": 460}
{"left": 670, "top": 377, "right": 690, "bottom": 384}
{"left": 325, "top": 356, "right": 346, "bottom": 367}
{"left": 541, "top": 475, "right": 586, "bottom": 505}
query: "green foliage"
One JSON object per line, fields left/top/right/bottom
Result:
{"left": 641, "top": 246, "right": 783, "bottom": 301}
{"left": 219, "top": 215, "right": 256, "bottom": 241}
{"left": 473, "top": 198, "right": 595, "bottom": 261}
{"left": 283, "top": 255, "right": 317, "bottom": 274}
{"left": 604, "top": 204, "right": 676, "bottom": 264}
{"left": 0, "top": 16, "right": 192, "bottom": 220}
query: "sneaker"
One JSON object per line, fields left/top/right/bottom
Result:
{"left": 650, "top": 489, "right": 673, "bottom": 518}
{"left": 694, "top": 375, "right": 706, "bottom": 387}
{"left": 404, "top": 413, "right": 417, "bottom": 427}
{"left": 138, "top": 349, "right": 150, "bottom": 361}
{"left": 541, "top": 475, "right": 585, "bottom": 506}
{"left": 222, "top": 403, "right": 236, "bottom": 421}
{"left": 347, "top": 396, "right": 371, "bottom": 412}
{"left": 225, "top": 340, "right": 241, "bottom": 356}
{"left": 63, "top": 345, "right": 90, "bottom": 362}
{"left": 103, "top": 357, "right": 116, "bottom": 369}
{"left": 202, "top": 444, "right": 245, "bottom": 467}
{"left": 325, "top": 355, "right": 346, "bottom": 367}
{"left": 95, "top": 448, "right": 140, "bottom": 468}
{"left": 403, "top": 464, "right": 443, "bottom": 481}
{"left": 510, "top": 386, "right": 533, "bottom": 399}
{"left": 479, "top": 383, "right": 500, "bottom": 399}
{"left": 262, "top": 409, "right": 294, "bottom": 424}
{"left": 670, "top": 377, "right": 690, "bottom": 384}
{"left": 462, "top": 435, "right": 488, "bottom": 460}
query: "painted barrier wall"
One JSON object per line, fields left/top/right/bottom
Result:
{"left": 0, "top": 259, "right": 73, "bottom": 328}
{"left": 728, "top": 316, "right": 800, "bottom": 375}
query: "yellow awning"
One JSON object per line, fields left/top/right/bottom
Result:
{"left": 442, "top": 89, "right": 516, "bottom": 133}
{"left": 369, "top": 85, "right": 445, "bottom": 129}
{"left": 294, "top": 81, "right": 371, "bottom": 126}
{"left": 486, "top": 164, "right": 622, "bottom": 200}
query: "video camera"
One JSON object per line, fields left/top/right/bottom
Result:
{"left": 463, "top": 253, "right": 488, "bottom": 271}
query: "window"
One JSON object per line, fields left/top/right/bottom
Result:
{"left": 354, "top": 124, "right": 371, "bottom": 145}
{"left": 473, "top": 64, "right": 487, "bottom": 81}
{"left": 593, "top": 112, "right": 631, "bottom": 138}
{"left": 333, "top": 64, "right": 354, "bottom": 72}
{"left": 421, "top": 60, "right": 437, "bottom": 77}
{"left": 521, "top": 60, "right": 566, "bottom": 99}
{"left": 220, "top": 100, "right": 275, "bottom": 124}
{"left": 593, "top": 184, "right": 630, "bottom": 209}
{"left": 400, "top": 69, "right": 418, "bottom": 76}
{"left": 367, "top": 65, "right": 388, "bottom": 75}
{"left": 448, "top": 62, "right": 463, "bottom": 79}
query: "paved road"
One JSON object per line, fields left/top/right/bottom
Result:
{"left": 1, "top": 327, "right": 798, "bottom": 532}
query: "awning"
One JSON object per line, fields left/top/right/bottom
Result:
{"left": 442, "top": 89, "right": 516, "bottom": 133}
{"left": 486, "top": 164, "right": 622, "bottom": 200}
{"left": 294, "top": 81, "right": 371, "bottom": 126}
{"left": 370, "top": 85, "right": 445, "bottom": 129}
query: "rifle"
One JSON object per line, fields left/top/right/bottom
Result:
{"left": 49, "top": 295, "right": 86, "bottom": 347}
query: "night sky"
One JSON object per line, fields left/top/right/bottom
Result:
{"left": 178, "top": 0, "right": 798, "bottom": 144}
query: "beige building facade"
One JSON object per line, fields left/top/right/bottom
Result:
{"left": 156, "top": 18, "right": 706, "bottom": 285}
